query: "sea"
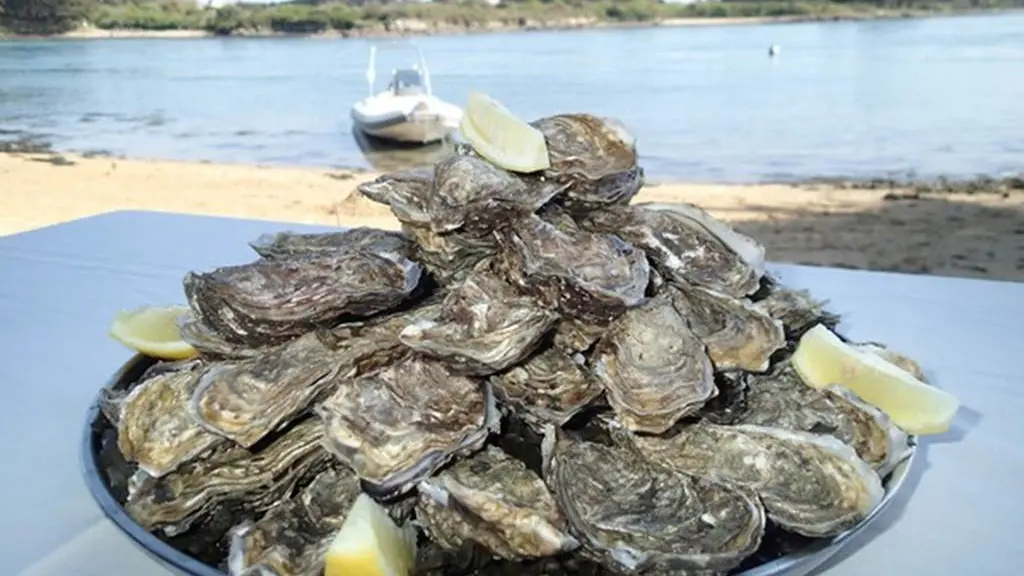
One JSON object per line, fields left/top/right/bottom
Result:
{"left": 1, "top": 11, "right": 1022, "bottom": 181}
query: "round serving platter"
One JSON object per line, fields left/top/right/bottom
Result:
{"left": 82, "top": 353, "right": 918, "bottom": 576}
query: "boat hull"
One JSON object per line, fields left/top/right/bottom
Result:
{"left": 352, "top": 110, "right": 453, "bottom": 145}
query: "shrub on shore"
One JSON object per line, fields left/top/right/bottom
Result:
{"left": 2, "top": 0, "right": 1022, "bottom": 36}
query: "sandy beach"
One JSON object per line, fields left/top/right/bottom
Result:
{"left": 2, "top": 152, "right": 1022, "bottom": 282}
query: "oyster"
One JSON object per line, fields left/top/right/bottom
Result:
{"left": 126, "top": 419, "right": 329, "bottom": 536}
{"left": 582, "top": 203, "right": 766, "bottom": 298}
{"left": 736, "top": 365, "right": 910, "bottom": 475}
{"left": 591, "top": 297, "right": 715, "bottom": 433}
{"left": 490, "top": 347, "right": 603, "bottom": 431}
{"left": 183, "top": 251, "right": 423, "bottom": 346}
{"left": 117, "top": 361, "right": 227, "bottom": 477}
{"left": 752, "top": 277, "right": 840, "bottom": 338}
{"left": 227, "top": 466, "right": 361, "bottom": 576}
{"left": 357, "top": 166, "right": 434, "bottom": 226}
{"left": 189, "top": 332, "right": 345, "bottom": 448}
{"left": 428, "top": 154, "right": 562, "bottom": 234}
{"left": 530, "top": 114, "right": 643, "bottom": 208}
{"left": 630, "top": 421, "right": 885, "bottom": 537}
{"left": 542, "top": 428, "right": 765, "bottom": 574}
{"left": 551, "top": 317, "right": 605, "bottom": 354}
{"left": 317, "top": 355, "right": 499, "bottom": 498}
{"left": 416, "top": 446, "right": 579, "bottom": 561}
{"left": 403, "top": 224, "right": 498, "bottom": 285}
{"left": 249, "top": 228, "right": 411, "bottom": 260}
{"left": 665, "top": 283, "right": 785, "bottom": 372}
{"left": 400, "top": 265, "right": 558, "bottom": 376}
{"left": 497, "top": 215, "right": 649, "bottom": 324}
{"left": 179, "top": 318, "right": 265, "bottom": 359}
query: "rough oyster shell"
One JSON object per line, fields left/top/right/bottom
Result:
{"left": 357, "top": 166, "right": 434, "bottom": 226}
{"left": 490, "top": 347, "right": 604, "bottom": 431}
{"left": 316, "top": 355, "right": 499, "bottom": 498}
{"left": 179, "top": 317, "right": 265, "bottom": 360}
{"left": 428, "top": 154, "right": 562, "bottom": 234}
{"left": 117, "top": 360, "right": 227, "bottom": 478}
{"left": 227, "top": 466, "right": 361, "bottom": 576}
{"left": 530, "top": 114, "right": 643, "bottom": 209}
{"left": 249, "top": 228, "right": 411, "bottom": 260}
{"left": 630, "top": 421, "right": 884, "bottom": 537}
{"left": 582, "top": 203, "right": 766, "bottom": 298}
{"left": 734, "top": 365, "right": 909, "bottom": 473}
{"left": 403, "top": 224, "right": 498, "bottom": 285}
{"left": 125, "top": 419, "right": 329, "bottom": 536}
{"left": 399, "top": 265, "right": 558, "bottom": 375}
{"left": 752, "top": 277, "right": 840, "bottom": 338}
{"left": 189, "top": 332, "right": 345, "bottom": 448}
{"left": 416, "top": 446, "right": 579, "bottom": 561}
{"left": 541, "top": 427, "right": 765, "bottom": 574}
{"left": 591, "top": 297, "right": 716, "bottom": 433}
{"left": 551, "top": 317, "right": 605, "bottom": 354}
{"left": 665, "top": 283, "right": 786, "bottom": 372}
{"left": 497, "top": 215, "right": 649, "bottom": 324}
{"left": 183, "top": 251, "right": 422, "bottom": 346}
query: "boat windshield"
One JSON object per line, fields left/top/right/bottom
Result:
{"left": 389, "top": 68, "right": 427, "bottom": 96}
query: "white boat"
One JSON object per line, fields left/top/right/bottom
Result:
{"left": 350, "top": 42, "right": 462, "bottom": 145}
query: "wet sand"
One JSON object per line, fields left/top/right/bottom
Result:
{"left": 2, "top": 152, "right": 1022, "bottom": 282}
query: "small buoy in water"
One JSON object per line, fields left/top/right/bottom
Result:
{"left": 768, "top": 45, "right": 781, "bottom": 57}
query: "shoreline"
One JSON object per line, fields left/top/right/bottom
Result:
{"left": 2, "top": 150, "right": 1022, "bottom": 283}
{"left": 2, "top": 8, "right": 1018, "bottom": 42}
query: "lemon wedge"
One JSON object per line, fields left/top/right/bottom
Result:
{"left": 792, "top": 324, "right": 959, "bottom": 435}
{"left": 324, "top": 493, "right": 417, "bottom": 576}
{"left": 108, "top": 305, "right": 198, "bottom": 360}
{"left": 460, "top": 91, "right": 551, "bottom": 173}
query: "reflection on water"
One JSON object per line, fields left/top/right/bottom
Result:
{"left": 351, "top": 129, "right": 457, "bottom": 173}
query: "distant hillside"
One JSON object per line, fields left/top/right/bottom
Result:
{"left": 2, "top": 0, "right": 1022, "bottom": 37}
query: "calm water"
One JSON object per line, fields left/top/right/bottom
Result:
{"left": 1, "top": 13, "right": 1023, "bottom": 181}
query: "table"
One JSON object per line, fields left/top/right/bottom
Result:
{"left": 1, "top": 210, "right": 1021, "bottom": 575}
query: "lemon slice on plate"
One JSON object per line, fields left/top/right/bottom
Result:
{"left": 325, "top": 493, "right": 417, "bottom": 576}
{"left": 792, "top": 324, "right": 959, "bottom": 435}
{"left": 108, "top": 305, "right": 198, "bottom": 361}
{"left": 460, "top": 91, "right": 551, "bottom": 173}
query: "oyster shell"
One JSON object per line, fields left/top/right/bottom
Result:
{"left": 403, "top": 224, "right": 498, "bottom": 285}
{"left": 551, "top": 317, "right": 605, "bottom": 354}
{"left": 582, "top": 203, "right": 766, "bottom": 298}
{"left": 665, "top": 283, "right": 785, "bottom": 372}
{"left": 357, "top": 166, "right": 434, "bottom": 226}
{"left": 227, "top": 466, "right": 361, "bottom": 576}
{"left": 591, "top": 297, "right": 715, "bottom": 433}
{"left": 530, "top": 114, "right": 643, "bottom": 208}
{"left": 399, "top": 265, "right": 558, "bottom": 376}
{"left": 179, "top": 318, "right": 265, "bottom": 360}
{"left": 541, "top": 427, "right": 765, "bottom": 574}
{"left": 490, "top": 347, "right": 603, "bottom": 431}
{"left": 736, "top": 365, "right": 910, "bottom": 475}
{"left": 629, "top": 421, "right": 885, "bottom": 537}
{"left": 752, "top": 277, "right": 840, "bottom": 338}
{"left": 416, "top": 446, "right": 579, "bottom": 561}
{"left": 126, "top": 419, "right": 329, "bottom": 536}
{"left": 316, "top": 355, "right": 499, "bottom": 498}
{"left": 249, "top": 228, "right": 411, "bottom": 260}
{"left": 189, "top": 332, "right": 345, "bottom": 448}
{"left": 497, "top": 215, "right": 649, "bottom": 324}
{"left": 118, "top": 361, "right": 227, "bottom": 477}
{"left": 183, "top": 251, "right": 423, "bottom": 346}
{"left": 428, "top": 154, "right": 562, "bottom": 234}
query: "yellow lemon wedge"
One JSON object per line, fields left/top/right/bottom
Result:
{"left": 108, "top": 305, "right": 198, "bottom": 361}
{"left": 324, "top": 493, "right": 417, "bottom": 576}
{"left": 792, "top": 324, "right": 959, "bottom": 435}
{"left": 460, "top": 91, "right": 551, "bottom": 173}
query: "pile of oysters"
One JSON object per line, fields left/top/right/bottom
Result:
{"left": 98, "top": 112, "right": 914, "bottom": 576}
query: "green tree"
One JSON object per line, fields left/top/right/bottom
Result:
{"left": 1, "top": 0, "right": 92, "bottom": 33}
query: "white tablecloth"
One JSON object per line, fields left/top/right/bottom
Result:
{"left": 1, "top": 210, "right": 1021, "bottom": 575}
